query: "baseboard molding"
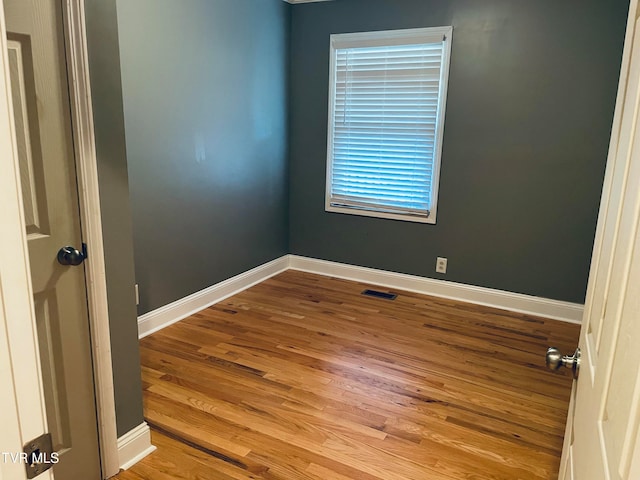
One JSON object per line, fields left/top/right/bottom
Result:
{"left": 288, "top": 255, "right": 583, "bottom": 324}
{"left": 137, "top": 254, "right": 582, "bottom": 339}
{"left": 137, "top": 256, "right": 290, "bottom": 338}
{"left": 117, "top": 422, "right": 156, "bottom": 471}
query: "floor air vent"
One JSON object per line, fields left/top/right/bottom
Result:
{"left": 361, "top": 289, "right": 397, "bottom": 300}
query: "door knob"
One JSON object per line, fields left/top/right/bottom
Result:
{"left": 57, "top": 245, "right": 86, "bottom": 266}
{"left": 546, "top": 347, "right": 580, "bottom": 379}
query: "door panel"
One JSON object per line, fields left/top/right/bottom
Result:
{"left": 602, "top": 260, "right": 640, "bottom": 476}
{"left": 34, "top": 291, "right": 72, "bottom": 451}
{"left": 4, "top": 0, "right": 101, "bottom": 478}
{"left": 7, "top": 35, "right": 49, "bottom": 237}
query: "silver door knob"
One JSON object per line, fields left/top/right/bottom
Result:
{"left": 546, "top": 347, "right": 580, "bottom": 379}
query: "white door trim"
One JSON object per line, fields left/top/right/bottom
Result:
{"left": 61, "top": 1, "right": 119, "bottom": 477}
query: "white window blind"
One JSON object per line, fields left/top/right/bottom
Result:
{"left": 326, "top": 27, "right": 452, "bottom": 224}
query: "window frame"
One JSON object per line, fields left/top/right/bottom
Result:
{"left": 325, "top": 26, "right": 453, "bottom": 224}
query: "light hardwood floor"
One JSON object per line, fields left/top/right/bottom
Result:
{"left": 113, "top": 270, "right": 579, "bottom": 480}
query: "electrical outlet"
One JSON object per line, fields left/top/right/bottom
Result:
{"left": 436, "top": 257, "right": 447, "bottom": 274}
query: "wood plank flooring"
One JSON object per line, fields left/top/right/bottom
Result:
{"left": 112, "top": 270, "right": 580, "bottom": 480}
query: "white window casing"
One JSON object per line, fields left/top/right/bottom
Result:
{"left": 325, "top": 26, "right": 453, "bottom": 224}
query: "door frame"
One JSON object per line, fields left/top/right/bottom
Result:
{"left": 0, "top": 0, "right": 120, "bottom": 478}
{"left": 61, "top": 0, "right": 119, "bottom": 477}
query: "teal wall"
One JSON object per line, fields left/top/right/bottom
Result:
{"left": 84, "top": 0, "right": 628, "bottom": 437}
{"left": 288, "top": 0, "right": 628, "bottom": 303}
{"left": 116, "top": 0, "right": 291, "bottom": 315}
{"left": 84, "top": 0, "right": 143, "bottom": 436}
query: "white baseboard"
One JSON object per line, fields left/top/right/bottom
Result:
{"left": 137, "top": 256, "right": 290, "bottom": 338}
{"left": 117, "top": 422, "right": 156, "bottom": 471}
{"left": 288, "top": 255, "right": 584, "bottom": 324}
{"left": 137, "top": 254, "right": 582, "bottom": 339}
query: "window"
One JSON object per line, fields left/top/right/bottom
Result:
{"left": 325, "top": 27, "right": 452, "bottom": 224}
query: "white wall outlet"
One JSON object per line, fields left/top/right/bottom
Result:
{"left": 436, "top": 257, "right": 447, "bottom": 274}
{"left": 134, "top": 284, "right": 140, "bottom": 306}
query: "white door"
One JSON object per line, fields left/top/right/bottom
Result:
{"left": 557, "top": 1, "right": 640, "bottom": 479}
{"left": 0, "top": 4, "right": 53, "bottom": 480}
{"left": 1, "top": 0, "right": 101, "bottom": 479}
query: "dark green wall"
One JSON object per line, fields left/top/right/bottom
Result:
{"left": 84, "top": 0, "right": 144, "bottom": 436}
{"left": 289, "top": 0, "right": 628, "bottom": 303}
{"left": 116, "top": 0, "right": 290, "bottom": 315}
